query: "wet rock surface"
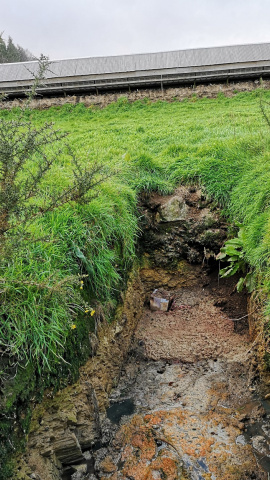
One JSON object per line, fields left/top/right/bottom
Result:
{"left": 88, "top": 273, "right": 267, "bottom": 480}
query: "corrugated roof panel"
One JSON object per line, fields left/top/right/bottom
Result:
{"left": 1, "top": 43, "right": 270, "bottom": 82}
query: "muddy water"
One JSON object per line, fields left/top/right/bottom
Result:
{"left": 82, "top": 268, "right": 270, "bottom": 480}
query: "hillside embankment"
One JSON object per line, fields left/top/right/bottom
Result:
{"left": 2, "top": 87, "right": 270, "bottom": 479}
{"left": 15, "top": 187, "right": 270, "bottom": 480}
{"left": 1, "top": 79, "right": 269, "bottom": 110}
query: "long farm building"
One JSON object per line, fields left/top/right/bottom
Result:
{"left": 1, "top": 42, "right": 270, "bottom": 97}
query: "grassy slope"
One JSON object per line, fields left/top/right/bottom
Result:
{"left": 1, "top": 90, "right": 270, "bottom": 375}
{"left": 2, "top": 89, "right": 270, "bottom": 478}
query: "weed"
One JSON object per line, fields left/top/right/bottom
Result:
{"left": 217, "top": 228, "right": 256, "bottom": 292}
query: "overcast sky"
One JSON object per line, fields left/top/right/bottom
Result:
{"left": 2, "top": 0, "right": 270, "bottom": 60}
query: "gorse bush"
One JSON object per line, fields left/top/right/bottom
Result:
{"left": 0, "top": 113, "right": 110, "bottom": 236}
{"left": 0, "top": 97, "right": 116, "bottom": 373}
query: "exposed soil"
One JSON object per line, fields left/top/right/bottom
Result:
{"left": 90, "top": 267, "right": 269, "bottom": 480}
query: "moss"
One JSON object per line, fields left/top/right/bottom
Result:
{"left": 176, "top": 260, "right": 191, "bottom": 274}
{"left": 1, "top": 362, "right": 36, "bottom": 412}
{"left": 0, "top": 443, "right": 14, "bottom": 479}
{"left": 198, "top": 229, "right": 223, "bottom": 248}
{"left": 0, "top": 360, "right": 37, "bottom": 476}
{"left": 0, "top": 413, "right": 27, "bottom": 480}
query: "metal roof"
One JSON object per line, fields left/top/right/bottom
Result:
{"left": 1, "top": 43, "right": 270, "bottom": 82}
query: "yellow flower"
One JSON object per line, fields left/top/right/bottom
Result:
{"left": 85, "top": 309, "right": 89, "bottom": 313}
{"left": 91, "top": 310, "right": 95, "bottom": 316}
{"left": 80, "top": 280, "right": 84, "bottom": 284}
{"left": 80, "top": 286, "right": 83, "bottom": 290}
{"left": 71, "top": 324, "right": 76, "bottom": 329}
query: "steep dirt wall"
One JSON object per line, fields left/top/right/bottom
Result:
{"left": 248, "top": 292, "right": 270, "bottom": 387}
{"left": 1, "top": 79, "right": 269, "bottom": 110}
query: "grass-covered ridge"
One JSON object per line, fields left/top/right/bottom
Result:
{"left": 1, "top": 90, "right": 270, "bottom": 377}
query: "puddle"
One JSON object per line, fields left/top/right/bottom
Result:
{"left": 106, "top": 398, "right": 135, "bottom": 424}
{"left": 183, "top": 454, "right": 213, "bottom": 480}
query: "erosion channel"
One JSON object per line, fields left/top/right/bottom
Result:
{"left": 20, "top": 187, "right": 270, "bottom": 480}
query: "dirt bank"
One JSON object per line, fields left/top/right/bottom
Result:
{"left": 15, "top": 270, "right": 144, "bottom": 480}
{"left": 86, "top": 189, "right": 270, "bottom": 479}
{"left": 15, "top": 187, "right": 270, "bottom": 480}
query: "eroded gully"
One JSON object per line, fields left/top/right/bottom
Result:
{"left": 88, "top": 264, "right": 269, "bottom": 480}
{"left": 27, "top": 187, "right": 270, "bottom": 480}
{"left": 72, "top": 187, "right": 270, "bottom": 480}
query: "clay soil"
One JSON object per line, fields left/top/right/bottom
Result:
{"left": 94, "top": 267, "right": 270, "bottom": 480}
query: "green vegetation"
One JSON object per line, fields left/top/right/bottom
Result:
{"left": 217, "top": 228, "right": 256, "bottom": 293}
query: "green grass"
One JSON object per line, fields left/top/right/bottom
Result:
{"left": 1, "top": 90, "right": 270, "bottom": 376}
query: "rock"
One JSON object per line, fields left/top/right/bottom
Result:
{"left": 71, "top": 463, "right": 87, "bottom": 474}
{"left": 40, "top": 446, "right": 53, "bottom": 457}
{"left": 71, "top": 472, "right": 84, "bottom": 480}
{"left": 150, "top": 296, "right": 169, "bottom": 312}
{"left": 262, "top": 423, "right": 270, "bottom": 436}
{"left": 83, "top": 450, "right": 93, "bottom": 460}
{"left": 251, "top": 435, "right": 270, "bottom": 456}
{"left": 157, "top": 196, "right": 189, "bottom": 222}
{"left": 93, "top": 447, "right": 109, "bottom": 471}
{"left": 150, "top": 288, "right": 175, "bottom": 312}
{"left": 53, "top": 433, "right": 83, "bottom": 464}
{"left": 236, "top": 435, "right": 247, "bottom": 445}
{"left": 139, "top": 186, "right": 226, "bottom": 268}
{"left": 99, "top": 456, "right": 117, "bottom": 473}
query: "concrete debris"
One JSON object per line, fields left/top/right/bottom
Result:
{"left": 150, "top": 289, "right": 174, "bottom": 312}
